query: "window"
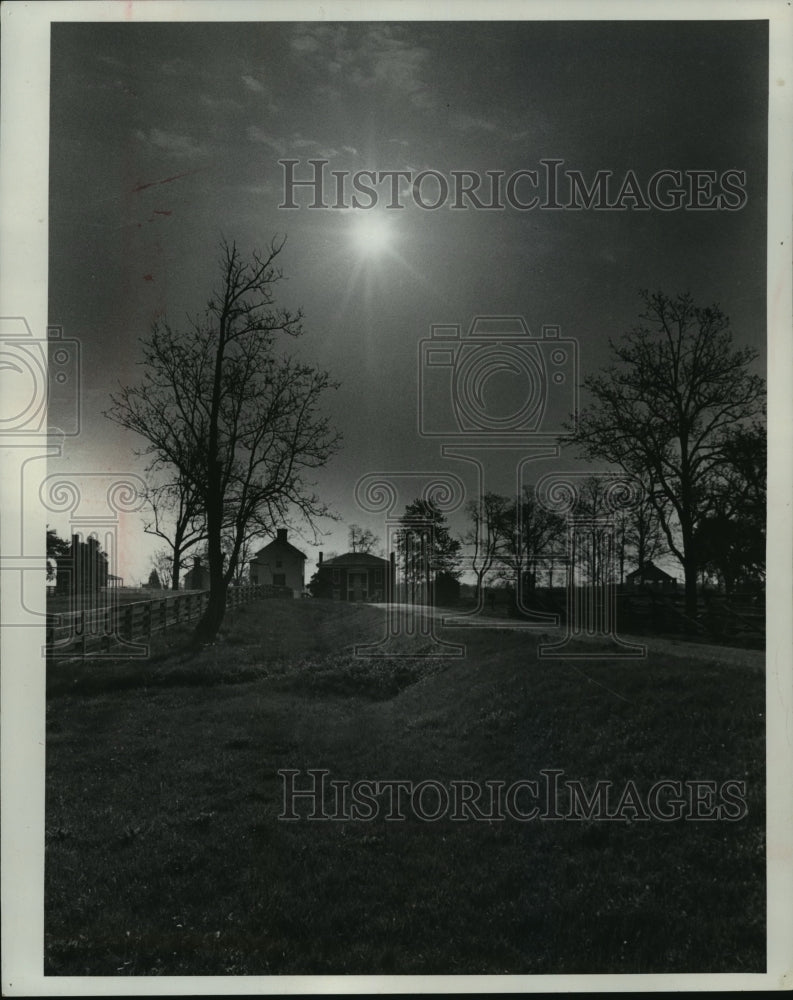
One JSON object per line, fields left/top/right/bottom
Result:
{"left": 273, "top": 573, "right": 286, "bottom": 586}
{"left": 276, "top": 560, "right": 282, "bottom": 568}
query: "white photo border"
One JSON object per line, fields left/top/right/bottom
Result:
{"left": 1, "top": 0, "right": 791, "bottom": 994}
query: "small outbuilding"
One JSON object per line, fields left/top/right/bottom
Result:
{"left": 183, "top": 555, "right": 211, "bottom": 591}
{"left": 625, "top": 560, "right": 677, "bottom": 592}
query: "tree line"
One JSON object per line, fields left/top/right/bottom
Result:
{"left": 94, "top": 232, "right": 763, "bottom": 642}
{"left": 382, "top": 291, "right": 765, "bottom": 614}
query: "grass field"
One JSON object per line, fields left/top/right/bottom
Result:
{"left": 45, "top": 599, "right": 765, "bottom": 975}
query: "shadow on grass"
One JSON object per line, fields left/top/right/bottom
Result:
{"left": 47, "top": 600, "right": 458, "bottom": 701}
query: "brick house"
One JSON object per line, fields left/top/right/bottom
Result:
{"left": 311, "top": 551, "right": 395, "bottom": 602}
{"left": 249, "top": 529, "right": 306, "bottom": 597}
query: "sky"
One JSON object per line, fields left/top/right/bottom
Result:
{"left": 47, "top": 17, "right": 769, "bottom": 585}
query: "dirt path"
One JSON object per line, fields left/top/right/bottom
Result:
{"left": 369, "top": 602, "right": 765, "bottom": 668}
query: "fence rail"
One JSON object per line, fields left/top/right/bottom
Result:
{"left": 46, "top": 584, "right": 293, "bottom": 660}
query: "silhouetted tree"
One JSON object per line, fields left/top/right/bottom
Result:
{"left": 695, "top": 421, "right": 766, "bottom": 592}
{"left": 566, "top": 291, "right": 765, "bottom": 619}
{"left": 141, "top": 472, "right": 206, "bottom": 591}
{"left": 46, "top": 527, "right": 70, "bottom": 584}
{"left": 348, "top": 524, "right": 380, "bottom": 554}
{"left": 396, "top": 498, "right": 461, "bottom": 604}
{"left": 106, "top": 237, "right": 341, "bottom": 643}
{"left": 496, "top": 486, "right": 566, "bottom": 609}
{"left": 462, "top": 492, "right": 509, "bottom": 605}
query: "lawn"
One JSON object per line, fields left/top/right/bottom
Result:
{"left": 45, "top": 598, "right": 766, "bottom": 976}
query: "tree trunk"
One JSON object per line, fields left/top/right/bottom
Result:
{"left": 194, "top": 458, "right": 225, "bottom": 643}
{"left": 171, "top": 549, "right": 181, "bottom": 591}
{"left": 195, "top": 574, "right": 227, "bottom": 643}
{"left": 475, "top": 569, "right": 485, "bottom": 605}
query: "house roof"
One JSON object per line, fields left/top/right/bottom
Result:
{"left": 251, "top": 539, "right": 306, "bottom": 561}
{"left": 625, "top": 560, "right": 675, "bottom": 582}
{"left": 321, "top": 552, "right": 390, "bottom": 568}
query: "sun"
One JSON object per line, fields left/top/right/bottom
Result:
{"left": 349, "top": 211, "right": 394, "bottom": 256}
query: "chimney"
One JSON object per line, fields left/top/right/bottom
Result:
{"left": 277, "top": 528, "right": 288, "bottom": 544}
{"left": 318, "top": 551, "right": 323, "bottom": 565}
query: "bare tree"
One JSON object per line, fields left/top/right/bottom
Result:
{"left": 106, "top": 236, "right": 341, "bottom": 643}
{"left": 348, "top": 524, "right": 380, "bottom": 554}
{"left": 694, "top": 420, "right": 766, "bottom": 593}
{"left": 568, "top": 476, "right": 616, "bottom": 587}
{"left": 566, "top": 291, "right": 765, "bottom": 619}
{"left": 615, "top": 475, "right": 668, "bottom": 582}
{"left": 496, "top": 486, "right": 566, "bottom": 606}
{"left": 462, "top": 492, "right": 509, "bottom": 604}
{"left": 141, "top": 472, "right": 206, "bottom": 591}
{"left": 396, "top": 498, "right": 461, "bottom": 604}
{"left": 225, "top": 527, "right": 261, "bottom": 586}
{"left": 150, "top": 548, "right": 176, "bottom": 590}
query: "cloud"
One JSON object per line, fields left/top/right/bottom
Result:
{"left": 96, "top": 53, "right": 125, "bottom": 70}
{"left": 161, "top": 58, "right": 192, "bottom": 76}
{"left": 251, "top": 131, "right": 343, "bottom": 161}
{"left": 241, "top": 74, "right": 264, "bottom": 93}
{"left": 315, "top": 83, "right": 342, "bottom": 103}
{"left": 240, "top": 74, "right": 281, "bottom": 114}
{"left": 349, "top": 25, "right": 436, "bottom": 109}
{"left": 449, "top": 113, "right": 499, "bottom": 134}
{"left": 288, "top": 23, "right": 436, "bottom": 111}
{"left": 290, "top": 24, "right": 351, "bottom": 57}
{"left": 134, "top": 128, "right": 206, "bottom": 158}
{"left": 200, "top": 94, "right": 243, "bottom": 112}
{"left": 246, "top": 126, "right": 286, "bottom": 156}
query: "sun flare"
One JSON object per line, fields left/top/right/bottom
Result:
{"left": 349, "top": 212, "right": 394, "bottom": 256}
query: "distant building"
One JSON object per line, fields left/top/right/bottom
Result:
{"left": 183, "top": 556, "right": 211, "bottom": 591}
{"left": 625, "top": 561, "right": 677, "bottom": 592}
{"left": 311, "top": 551, "right": 395, "bottom": 602}
{"left": 249, "top": 529, "right": 306, "bottom": 598}
{"left": 53, "top": 534, "right": 108, "bottom": 598}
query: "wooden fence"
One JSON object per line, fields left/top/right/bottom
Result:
{"left": 46, "top": 584, "right": 293, "bottom": 660}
